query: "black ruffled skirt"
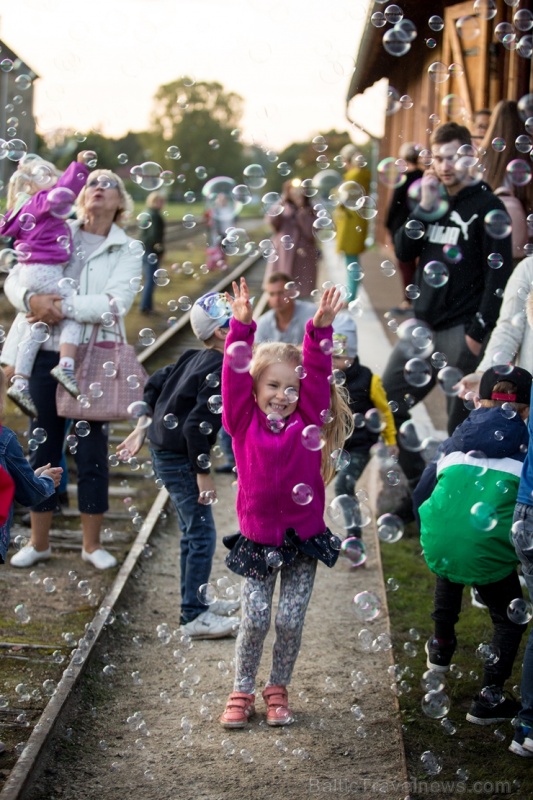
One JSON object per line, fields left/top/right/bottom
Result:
{"left": 222, "top": 527, "right": 341, "bottom": 580}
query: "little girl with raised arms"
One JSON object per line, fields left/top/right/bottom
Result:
{"left": 219, "top": 277, "right": 353, "bottom": 728}
{"left": 1, "top": 150, "right": 94, "bottom": 417}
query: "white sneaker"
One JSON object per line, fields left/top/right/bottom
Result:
{"left": 180, "top": 611, "right": 240, "bottom": 639}
{"left": 10, "top": 545, "right": 51, "bottom": 568}
{"left": 81, "top": 548, "right": 117, "bottom": 570}
{"left": 209, "top": 598, "right": 241, "bottom": 617}
{"left": 470, "top": 587, "right": 487, "bottom": 609}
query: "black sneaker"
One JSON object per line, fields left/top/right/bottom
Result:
{"left": 425, "top": 636, "right": 456, "bottom": 672}
{"left": 466, "top": 686, "right": 521, "bottom": 726}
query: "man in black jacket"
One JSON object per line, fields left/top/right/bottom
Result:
{"left": 382, "top": 122, "right": 513, "bottom": 521}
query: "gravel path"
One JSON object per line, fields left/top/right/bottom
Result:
{"left": 23, "top": 466, "right": 408, "bottom": 800}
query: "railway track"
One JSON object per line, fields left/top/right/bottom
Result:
{"left": 0, "top": 248, "right": 269, "bottom": 800}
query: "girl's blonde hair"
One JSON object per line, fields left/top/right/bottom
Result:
{"left": 75, "top": 169, "right": 134, "bottom": 228}
{"left": 250, "top": 341, "right": 354, "bottom": 485}
{"left": 6, "top": 154, "right": 62, "bottom": 212}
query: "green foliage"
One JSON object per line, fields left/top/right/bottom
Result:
{"left": 149, "top": 79, "right": 247, "bottom": 188}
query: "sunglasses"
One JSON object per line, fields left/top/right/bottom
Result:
{"left": 87, "top": 178, "right": 119, "bottom": 189}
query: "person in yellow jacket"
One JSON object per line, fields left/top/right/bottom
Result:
{"left": 335, "top": 144, "right": 371, "bottom": 302}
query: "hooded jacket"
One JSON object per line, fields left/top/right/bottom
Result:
{"left": 395, "top": 181, "right": 513, "bottom": 343}
{"left": 414, "top": 406, "right": 527, "bottom": 585}
{"left": 143, "top": 348, "right": 223, "bottom": 475}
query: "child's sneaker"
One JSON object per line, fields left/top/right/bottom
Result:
{"left": 219, "top": 692, "right": 255, "bottom": 728}
{"left": 425, "top": 636, "right": 457, "bottom": 673}
{"left": 466, "top": 686, "right": 521, "bottom": 725}
{"left": 7, "top": 385, "right": 38, "bottom": 418}
{"left": 262, "top": 685, "right": 294, "bottom": 727}
{"left": 509, "top": 725, "right": 533, "bottom": 757}
{"left": 50, "top": 365, "right": 79, "bottom": 398}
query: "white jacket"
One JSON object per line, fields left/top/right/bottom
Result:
{"left": 2, "top": 220, "right": 142, "bottom": 365}
{"left": 477, "top": 256, "right": 533, "bottom": 374}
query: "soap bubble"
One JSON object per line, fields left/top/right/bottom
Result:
{"left": 476, "top": 642, "right": 500, "bottom": 664}
{"left": 352, "top": 591, "right": 381, "bottom": 622}
{"left": 226, "top": 341, "right": 252, "bottom": 373}
{"left": 207, "top": 395, "right": 222, "bottom": 414}
{"left": 291, "top": 484, "right": 314, "bottom": 505}
{"left": 507, "top": 597, "right": 533, "bottom": 624}
{"left": 377, "top": 513, "right": 404, "bottom": 543}
{"left": 437, "top": 366, "right": 463, "bottom": 396}
{"left": 74, "top": 420, "right": 90, "bottom": 437}
{"left": 470, "top": 501, "right": 498, "bottom": 531}
{"left": 197, "top": 583, "right": 217, "bottom": 605}
{"left": 423, "top": 260, "right": 449, "bottom": 288}
{"left": 330, "top": 449, "right": 351, "bottom": 471}
{"left": 382, "top": 27, "right": 411, "bottom": 57}
{"left": 484, "top": 209, "right": 512, "bottom": 239}
{"left": 301, "top": 425, "right": 325, "bottom": 451}
{"left": 398, "top": 420, "right": 423, "bottom": 451}
{"left": 130, "top": 161, "right": 163, "bottom": 191}
{"left": 420, "top": 750, "right": 442, "bottom": 776}
{"left": 421, "top": 690, "right": 450, "bottom": 719}
{"left": 405, "top": 219, "right": 425, "bottom": 240}
{"left": 138, "top": 328, "right": 155, "bottom": 347}
{"left": 327, "top": 494, "right": 359, "bottom": 528}
{"left": 340, "top": 537, "right": 367, "bottom": 567}
{"left": 243, "top": 164, "right": 266, "bottom": 190}
{"left": 507, "top": 158, "right": 532, "bottom": 186}
{"left": 404, "top": 358, "right": 432, "bottom": 388}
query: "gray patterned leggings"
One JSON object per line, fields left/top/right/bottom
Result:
{"left": 234, "top": 554, "right": 317, "bottom": 693}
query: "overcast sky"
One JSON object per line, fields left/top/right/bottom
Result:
{"left": 1, "top": 0, "right": 384, "bottom": 151}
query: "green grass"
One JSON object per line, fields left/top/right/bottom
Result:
{"left": 131, "top": 199, "right": 262, "bottom": 224}
{"left": 381, "top": 536, "right": 532, "bottom": 797}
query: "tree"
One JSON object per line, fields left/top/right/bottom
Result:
{"left": 149, "top": 79, "right": 246, "bottom": 188}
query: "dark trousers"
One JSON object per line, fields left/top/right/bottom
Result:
{"left": 28, "top": 351, "right": 109, "bottom": 513}
{"left": 432, "top": 572, "right": 527, "bottom": 687}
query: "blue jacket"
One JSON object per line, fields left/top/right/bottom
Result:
{"left": 0, "top": 425, "right": 55, "bottom": 563}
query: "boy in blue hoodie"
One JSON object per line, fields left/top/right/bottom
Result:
{"left": 414, "top": 365, "right": 531, "bottom": 727}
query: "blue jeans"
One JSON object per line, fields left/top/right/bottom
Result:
{"left": 513, "top": 503, "right": 533, "bottom": 727}
{"left": 333, "top": 449, "right": 370, "bottom": 537}
{"left": 140, "top": 254, "right": 160, "bottom": 312}
{"left": 151, "top": 450, "right": 216, "bottom": 622}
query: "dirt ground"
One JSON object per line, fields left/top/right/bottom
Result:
{"left": 21, "top": 465, "right": 409, "bottom": 800}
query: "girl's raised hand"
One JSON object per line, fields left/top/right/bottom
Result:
{"left": 313, "top": 286, "right": 344, "bottom": 328}
{"left": 226, "top": 277, "right": 253, "bottom": 324}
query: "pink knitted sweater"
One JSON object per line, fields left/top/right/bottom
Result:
{"left": 222, "top": 317, "right": 333, "bottom": 547}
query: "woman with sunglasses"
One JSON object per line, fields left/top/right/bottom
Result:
{"left": 2, "top": 165, "right": 141, "bottom": 570}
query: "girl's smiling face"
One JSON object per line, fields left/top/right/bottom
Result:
{"left": 254, "top": 362, "right": 300, "bottom": 418}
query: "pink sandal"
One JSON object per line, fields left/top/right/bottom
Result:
{"left": 219, "top": 692, "right": 255, "bottom": 728}
{"left": 262, "top": 685, "right": 294, "bottom": 726}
